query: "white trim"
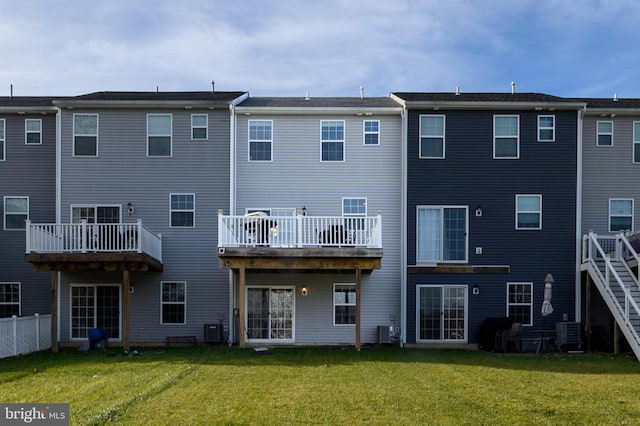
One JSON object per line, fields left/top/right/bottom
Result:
{"left": 146, "top": 113, "right": 173, "bottom": 157}
{"left": 160, "top": 281, "right": 187, "bottom": 325}
{"left": 515, "top": 194, "right": 542, "bottom": 230}
{"left": 596, "top": 120, "right": 614, "bottom": 147}
{"left": 608, "top": 198, "right": 634, "bottom": 233}
{"left": 320, "top": 120, "right": 345, "bottom": 162}
{"left": 248, "top": 119, "right": 273, "bottom": 162}
{"left": 419, "top": 114, "right": 445, "bottom": 159}
{"left": 333, "top": 283, "right": 356, "bottom": 326}
{"left": 3, "top": 196, "right": 29, "bottom": 231}
{"left": 72, "top": 113, "right": 99, "bottom": 157}
{"left": 537, "top": 114, "right": 555, "bottom": 142}
{"left": 415, "top": 284, "right": 468, "bottom": 343}
{"left": 70, "top": 283, "right": 122, "bottom": 341}
{"left": 363, "top": 119, "right": 380, "bottom": 145}
{"left": 493, "top": 114, "right": 520, "bottom": 159}
{"left": 416, "top": 205, "right": 469, "bottom": 264}
{"left": 169, "top": 193, "right": 196, "bottom": 228}
{"left": 190, "top": 113, "right": 208, "bottom": 140}
{"left": 506, "top": 282, "right": 533, "bottom": 326}
{"left": 0, "top": 282, "right": 21, "bottom": 317}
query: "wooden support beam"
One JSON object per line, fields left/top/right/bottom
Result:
{"left": 239, "top": 267, "right": 246, "bottom": 348}
{"left": 51, "top": 271, "right": 58, "bottom": 353}
{"left": 355, "top": 267, "right": 361, "bottom": 351}
{"left": 123, "top": 270, "right": 130, "bottom": 352}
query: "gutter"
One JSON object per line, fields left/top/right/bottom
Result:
{"left": 400, "top": 105, "right": 408, "bottom": 346}
{"left": 575, "top": 106, "right": 585, "bottom": 323}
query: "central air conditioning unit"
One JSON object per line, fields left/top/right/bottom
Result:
{"left": 204, "top": 323, "right": 223, "bottom": 344}
{"left": 377, "top": 325, "right": 394, "bottom": 344}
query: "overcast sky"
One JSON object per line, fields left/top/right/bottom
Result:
{"left": 1, "top": 0, "right": 639, "bottom": 98}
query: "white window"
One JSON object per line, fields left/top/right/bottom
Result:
{"left": 170, "top": 193, "right": 195, "bottom": 227}
{"left": 363, "top": 120, "right": 380, "bottom": 145}
{"left": 191, "top": 114, "right": 208, "bottom": 140}
{"left": 420, "top": 115, "right": 445, "bottom": 158}
{"left": 71, "top": 284, "right": 121, "bottom": 340}
{"left": 597, "top": 121, "right": 613, "bottom": 146}
{"left": 73, "top": 114, "right": 98, "bottom": 156}
{"left": 537, "top": 115, "right": 555, "bottom": 142}
{"left": 0, "top": 119, "right": 4, "bottom": 161}
{"left": 161, "top": 281, "right": 186, "bottom": 324}
{"left": 417, "top": 206, "right": 468, "bottom": 263}
{"left": 71, "top": 205, "right": 121, "bottom": 224}
{"left": 0, "top": 282, "right": 20, "bottom": 318}
{"left": 249, "top": 120, "right": 273, "bottom": 161}
{"left": 147, "top": 114, "right": 172, "bottom": 156}
{"left": 4, "top": 196, "right": 28, "bottom": 230}
{"left": 494, "top": 115, "right": 519, "bottom": 158}
{"left": 321, "top": 120, "right": 345, "bottom": 162}
{"left": 334, "top": 284, "right": 356, "bottom": 325}
{"left": 609, "top": 199, "right": 633, "bottom": 232}
{"left": 516, "top": 195, "right": 542, "bottom": 230}
{"left": 25, "top": 119, "right": 42, "bottom": 144}
{"left": 507, "top": 283, "right": 532, "bottom": 326}
{"left": 633, "top": 122, "right": 640, "bottom": 163}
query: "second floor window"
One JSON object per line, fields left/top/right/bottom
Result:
{"left": 609, "top": 199, "right": 633, "bottom": 232}
{"left": 417, "top": 206, "right": 467, "bottom": 263}
{"left": 516, "top": 195, "right": 542, "bottom": 230}
{"left": 25, "top": 119, "right": 42, "bottom": 144}
{"left": 494, "top": 115, "right": 519, "bottom": 158}
{"left": 4, "top": 196, "right": 28, "bottom": 230}
{"left": 73, "top": 114, "right": 98, "bottom": 156}
{"left": 170, "top": 193, "right": 195, "bottom": 227}
{"left": 321, "top": 120, "right": 344, "bottom": 162}
{"left": 148, "top": 114, "right": 172, "bottom": 156}
{"left": 420, "top": 115, "right": 445, "bottom": 158}
{"left": 249, "top": 120, "right": 272, "bottom": 161}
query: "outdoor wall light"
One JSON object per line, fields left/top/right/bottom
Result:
{"left": 301, "top": 206, "right": 307, "bottom": 216}
{"left": 301, "top": 285, "right": 308, "bottom": 296}
{"left": 472, "top": 284, "right": 480, "bottom": 295}
{"left": 475, "top": 206, "right": 482, "bottom": 217}
{"left": 127, "top": 202, "right": 134, "bottom": 216}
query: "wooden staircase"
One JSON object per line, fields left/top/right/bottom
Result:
{"left": 581, "top": 232, "right": 640, "bottom": 360}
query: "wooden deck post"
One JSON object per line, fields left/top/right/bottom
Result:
{"left": 123, "top": 270, "right": 130, "bottom": 351}
{"left": 355, "top": 267, "right": 361, "bottom": 351}
{"left": 239, "top": 267, "right": 246, "bottom": 348}
{"left": 51, "top": 271, "right": 58, "bottom": 353}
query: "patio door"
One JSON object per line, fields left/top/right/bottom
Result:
{"left": 246, "top": 287, "right": 294, "bottom": 342}
{"left": 71, "top": 284, "right": 121, "bottom": 340}
{"left": 417, "top": 285, "right": 467, "bottom": 342}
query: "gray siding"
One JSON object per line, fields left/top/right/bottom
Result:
{"left": 57, "top": 107, "right": 231, "bottom": 343}
{"left": 234, "top": 112, "right": 402, "bottom": 344}
{"left": 582, "top": 115, "right": 640, "bottom": 235}
{"left": 0, "top": 112, "right": 56, "bottom": 316}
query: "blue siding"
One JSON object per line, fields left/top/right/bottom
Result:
{"left": 405, "top": 109, "right": 578, "bottom": 344}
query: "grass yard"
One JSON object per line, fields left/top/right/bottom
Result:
{"left": 1, "top": 346, "right": 640, "bottom": 425}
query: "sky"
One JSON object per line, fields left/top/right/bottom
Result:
{"left": 1, "top": 0, "right": 639, "bottom": 99}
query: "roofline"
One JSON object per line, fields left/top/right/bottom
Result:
{"left": 389, "top": 93, "right": 586, "bottom": 111}
{"left": 583, "top": 108, "right": 640, "bottom": 116}
{"left": 0, "top": 106, "right": 58, "bottom": 113}
{"left": 52, "top": 93, "right": 248, "bottom": 109}
{"left": 233, "top": 106, "right": 403, "bottom": 116}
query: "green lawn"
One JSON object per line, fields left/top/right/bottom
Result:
{"left": 1, "top": 346, "right": 639, "bottom": 425}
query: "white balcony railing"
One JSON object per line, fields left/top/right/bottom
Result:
{"left": 25, "top": 219, "right": 162, "bottom": 263}
{"left": 218, "top": 212, "right": 382, "bottom": 248}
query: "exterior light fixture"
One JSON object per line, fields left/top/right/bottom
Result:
{"left": 302, "top": 206, "right": 307, "bottom": 216}
{"left": 475, "top": 206, "right": 482, "bottom": 217}
{"left": 472, "top": 285, "right": 480, "bottom": 295}
{"left": 127, "top": 202, "right": 134, "bottom": 216}
{"left": 301, "top": 285, "right": 308, "bottom": 296}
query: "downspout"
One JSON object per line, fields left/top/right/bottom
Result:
{"left": 400, "top": 106, "right": 408, "bottom": 347}
{"left": 55, "top": 107, "right": 62, "bottom": 344}
{"left": 575, "top": 105, "right": 585, "bottom": 323}
{"left": 228, "top": 101, "right": 237, "bottom": 345}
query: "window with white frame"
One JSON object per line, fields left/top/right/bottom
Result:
{"left": 420, "top": 115, "right": 445, "bottom": 158}
{"left": 597, "top": 121, "right": 613, "bottom": 146}
{"left": 161, "top": 281, "right": 186, "bottom": 324}
{"left": 191, "top": 114, "right": 208, "bottom": 140}
{"left": 493, "top": 115, "right": 519, "bottom": 158}
{"left": 71, "top": 205, "right": 121, "bottom": 224}
{"left": 0, "top": 282, "right": 20, "bottom": 318}
{"left": 321, "top": 120, "right": 344, "bottom": 161}
{"left": 633, "top": 122, "right": 640, "bottom": 163}
{"left": 0, "top": 119, "right": 4, "bottom": 161}
{"left": 342, "top": 197, "right": 366, "bottom": 244}
{"left": 249, "top": 120, "right": 273, "bottom": 161}
{"left": 4, "top": 196, "right": 28, "bottom": 230}
{"left": 417, "top": 206, "right": 468, "bottom": 263}
{"left": 609, "top": 199, "right": 633, "bottom": 232}
{"left": 147, "top": 114, "right": 172, "bottom": 156}
{"left": 25, "top": 119, "right": 42, "bottom": 144}
{"left": 516, "top": 195, "right": 542, "bottom": 230}
{"left": 334, "top": 283, "right": 356, "bottom": 325}
{"left": 363, "top": 120, "right": 380, "bottom": 145}
{"left": 170, "top": 193, "right": 195, "bottom": 227}
{"left": 73, "top": 114, "right": 98, "bottom": 156}
{"left": 537, "top": 115, "right": 555, "bottom": 142}
{"left": 507, "top": 282, "right": 532, "bottom": 326}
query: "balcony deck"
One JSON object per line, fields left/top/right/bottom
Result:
{"left": 217, "top": 213, "right": 383, "bottom": 272}
{"left": 25, "top": 220, "right": 163, "bottom": 272}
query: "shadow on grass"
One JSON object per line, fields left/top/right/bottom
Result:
{"left": 2, "top": 345, "right": 639, "bottom": 382}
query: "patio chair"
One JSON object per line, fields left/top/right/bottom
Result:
{"left": 495, "top": 322, "right": 523, "bottom": 352}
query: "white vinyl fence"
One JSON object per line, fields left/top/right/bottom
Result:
{"left": 0, "top": 314, "right": 51, "bottom": 359}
